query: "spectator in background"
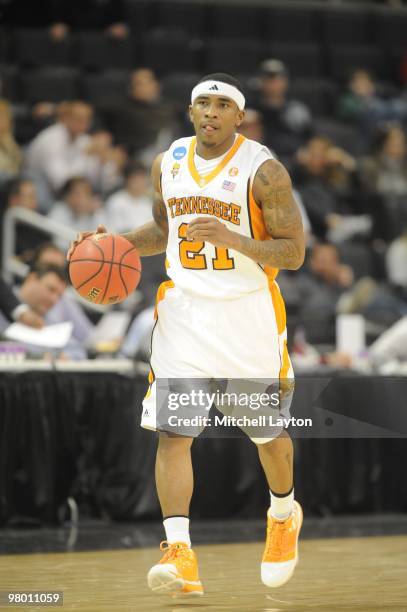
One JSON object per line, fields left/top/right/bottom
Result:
{"left": 337, "top": 69, "right": 407, "bottom": 144}
{"left": 252, "top": 59, "right": 312, "bottom": 162}
{"left": 6, "top": 178, "right": 37, "bottom": 212}
{"left": 48, "top": 177, "right": 107, "bottom": 250}
{"left": 386, "top": 228, "right": 407, "bottom": 300}
{"left": 7, "top": 263, "right": 88, "bottom": 359}
{"left": 30, "top": 242, "right": 95, "bottom": 346}
{"left": 295, "top": 242, "right": 354, "bottom": 345}
{"left": 106, "top": 162, "right": 153, "bottom": 234}
{"left": 31, "top": 242, "right": 66, "bottom": 269}
{"left": 5, "top": 178, "right": 49, "bottom": 259}
{"left": 238, "top": 108, "right": 265, "bottom": 143}
{"left": 292, "top": 136, "right": 372, "bottom": 242}
{"left": 359, "top": 124, "right": 407, "bottom": 197}
{"left": 239, "top": 108, "right": 313, "bottom": 243}
{"left": 25, "top": 101, "right": 124, "bottom": 205}
{"left": 0, "top": 99, "right": 22, "bottom": 185}
{"left": 0, "top": 276, "right": 44, "bottom": 329}
{"left": 98, "top": 69, "right": 177, "bottom": 164}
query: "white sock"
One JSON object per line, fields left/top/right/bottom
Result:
{"left": 269, "top": 488, "right": 294, "bottom": 521}
{"left": 163, "top": 516, "right": 191, "bottom": 547}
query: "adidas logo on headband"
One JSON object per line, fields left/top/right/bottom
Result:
{"left": 191, "top": 80, "right": 246, "bottom": 110}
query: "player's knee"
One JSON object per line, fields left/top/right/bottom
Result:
{"left": 157, "top": 434, "right": 193, "bottom": 456}
{"left": 256, "top": 432, "right": 293, "bottom": 456}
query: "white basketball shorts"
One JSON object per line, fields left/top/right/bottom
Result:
{"left": 141, "top": 280, "right": 294, "bottom": 442}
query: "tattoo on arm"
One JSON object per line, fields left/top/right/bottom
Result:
{"left": 121, "top": 153, "right": 169, "bottom": 257}
{"left": 235, "top": 235, "right": 303, "bottom": 270}
{"left": 234, "top": 160, "right": 305, "bottom": 270}
{"left": 121, "top": 195, "right": 168, "bottom": 256}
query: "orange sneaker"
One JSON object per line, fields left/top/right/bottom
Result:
{"left": 261, "top": 500, "right": 303, "bottom": 588}
{"left": 147, "top": 541, "right": 204, "bottom": 597}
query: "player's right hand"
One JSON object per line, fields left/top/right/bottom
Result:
{"left": 67, "top": 225, "right": 107, "bottom": 261}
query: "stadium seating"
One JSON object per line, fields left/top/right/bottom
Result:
{"left": 0, "top": 64, "right": 20, "bottom": 101}
{"left": 204, "top": 38, "right": 263, "bottom": 75}
{"left": 264, "top": 43, "right": 324, "bottom": 79}
{"left": 327, "top": 45, "right": 387, "bottom": 81}
{"left": 123, "top": 0, "right": 155, "bottom": 33}
{"left": 265, "top": 6, "right": 319, "bottom": 43}
{"left": 77, "top": 31, "right": 134, "bottom": 70}
{"left": 372, "top": 8, "right": 407, "bottom": 48}
{"left": 156, "top": 0, "right": 207, "bottom": 35}
{"left": 289, "top": 79, "right": 339, "bottom": 117}
{"left": 81, "top": 70, "right": 130, "bottom": 103}
{"left": 209, "top": 4, "right": 263, "bottom": 39}
{"left": 21, "top": 68, "right": 79, "bottom": 104}
{"left": 320, "top": 7, "right": 373, "bottom": 45}
{"left": 140, "top": 31, "right": 201, "bottom": 76}
{"left": 313, "top": 117, "right": 366, "bottom": 157}
{"left": 337, "top": 242, "right": 374, "bottom": 280}
{"left": 162, "top": 72, "right": 200, "bottom": 108}
{"left": 12, "top": 29, "right": 74, "bottom": 68}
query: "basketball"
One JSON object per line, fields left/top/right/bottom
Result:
{"left": 68, "top": 233, "right": 142, "bottom": 305}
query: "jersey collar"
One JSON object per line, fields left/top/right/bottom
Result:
{"left": 188, "top": 134, "right": 245, "bottom": 188}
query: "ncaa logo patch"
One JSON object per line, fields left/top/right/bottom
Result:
{"left": 173, "top": 146, "right": 187, "bottom": 160}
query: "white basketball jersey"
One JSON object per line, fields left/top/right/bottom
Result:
{"left": 160, "top": 134, "right": 278, "bottom": 299}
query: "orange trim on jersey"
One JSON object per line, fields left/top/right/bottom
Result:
{"left": 187, "top": 134, "right": 245, "bottom": 188}
{"left": 279, "top": 339, "right": 291, "bottom": 379}
{"left": 144, "top": 368, "right": 154, "bottom": 399}
{"left": 268, "top": 279, "right": 286, "bottom": 336}
{"left": 165, "top": 257, "right": 170, "bottom": 270}
{"left": 154, "top": 279, "right": 175, "bottom": 319}
{"left": 248, "top": 186, "right": 279, "bottom": 283}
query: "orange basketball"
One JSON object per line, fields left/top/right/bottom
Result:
{"left": 68, "top": 233, "right": 141, "bottom": 305}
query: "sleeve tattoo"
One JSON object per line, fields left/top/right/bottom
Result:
{"left": 235, "top": 160, "right": 305, "bottom": 270}
{"left": 121, "top": 195, "right": 168, "bottom": 256}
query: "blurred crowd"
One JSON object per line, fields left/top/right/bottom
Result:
{"left": 0, "top": 6, "right": 407, "bottom": 371}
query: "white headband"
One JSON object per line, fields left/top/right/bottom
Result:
{"left": 191, "top": 81, "right": 246, "bottom": 111}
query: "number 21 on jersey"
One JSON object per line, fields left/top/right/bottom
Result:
{"left": 178, "top": 223, "right": 234, "bottom": 270}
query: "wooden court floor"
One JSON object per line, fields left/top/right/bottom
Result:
{"left": 1, "top": 536, "right": 406, "bottom": 611}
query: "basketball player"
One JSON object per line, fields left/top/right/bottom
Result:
{"left": 68, "top": 73, "right": 305, "bottom": 597}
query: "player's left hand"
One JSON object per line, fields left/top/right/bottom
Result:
{"left": 186, "top": 218, "right": 236, "bottom": 248}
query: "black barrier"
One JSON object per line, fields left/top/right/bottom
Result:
{"left": 0, "top": 370, "right": 407, "bottom": 525}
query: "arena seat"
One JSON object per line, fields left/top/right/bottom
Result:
{"left": 337, "top": 242, "right": 374, "bottom": 280}
{"left": 265, "top": 7, "right": 319, "bottom": 43}
{"left": 0, "top": 27, "right": 9, "bottom": 63}
{"left": 327, "top": 45, "right": 386, "bottom": 81}
{"left": 21, "top": 68, "right": 79, "bottom": 104}
{"left": 162, "top": 72, "right": 200, "bottom": 108}
{"left": 209, "top": 5, "right": 263, "bottom": 39}
{"left": 0, "top": 64, "right": 20, "bottom": 101}
{"left": 289, "top": 79, "right": 338, "bottom": 117}
{"left": 372, "top": 9, "right": 407, "bottom": 49}
{"left": 313, "top": 118, "right": 366, "bottom": 157}
{"left": 12, "top": 29, "right": 74, "bottom": 67}
{"left": 264, "top": 43, "right": 324, "bottom": 79}
{"left": 320, "top": 8, "right": 373, "bottom": 45}
{"left": 156, "top": 0, "right": 207, "bottom": 36}
{"left": 140, "top": 32, "right": 201, "bottom": 76}
{"left": 81, "top": 70, "right": 130, "bottom": 103}
{"left": 124, "top": 0, "right": 155, "bottom": 33}
{"left": 77, "top": 32, "right": 134, "bottom": 70}
{"left": 204, "top": 38, "right": 263, "bottom": 75}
